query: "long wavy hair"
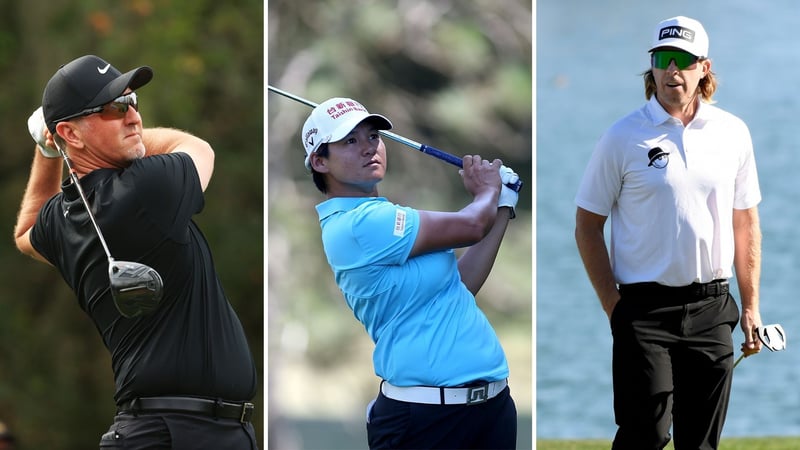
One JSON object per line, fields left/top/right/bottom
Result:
{"left": 643, "top": 60, "right": 718, "bottom": 103}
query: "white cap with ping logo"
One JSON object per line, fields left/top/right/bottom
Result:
{"left": 649, "top": 16, "right": 709, "bottom": 58}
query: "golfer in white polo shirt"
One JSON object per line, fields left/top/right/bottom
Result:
{"left": 575, "top": 16, "right": 764, "bottom": 450}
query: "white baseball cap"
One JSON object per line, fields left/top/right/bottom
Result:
{"left": 301, "top": 97, "right": 393, "bottom": 170}
{"left": 649, "top": 16, "right": 709, "bottom": 58}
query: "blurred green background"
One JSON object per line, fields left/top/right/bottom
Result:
{"left": 267, "top": 0, "right": 532, "bottom": 448}
{"left": 0, "top": 0, "right": 263, "bottom": 448}
{"left": 0, "top": 0, "right": 531, "bottom": 448}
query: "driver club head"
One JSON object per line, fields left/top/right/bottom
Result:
{"left": 758, "top": 324, "right": 786, "bottom": 352}
{"left": 108, "top": 260, "right": 164, "bottom": 318}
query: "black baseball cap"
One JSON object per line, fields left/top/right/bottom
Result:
{"left": 42, "top": 54, "right": 153, "bottom": 133}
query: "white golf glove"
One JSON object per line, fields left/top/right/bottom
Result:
{"left": 28, "top": 106, "right": 60, "bottom": 158}
{"left": 498, "top": 165, "right": 519, "bottom": 219}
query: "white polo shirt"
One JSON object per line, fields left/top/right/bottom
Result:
{"left": 575, "top": 95, "right": 761, "bottom": 286}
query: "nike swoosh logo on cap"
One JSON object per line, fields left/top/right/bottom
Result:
{"left": 97, "top": 63, "right": 111, "bottom": 74}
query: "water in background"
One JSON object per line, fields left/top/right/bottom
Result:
{"left": 537, "top": 0, "right": 800, "bottom": 439}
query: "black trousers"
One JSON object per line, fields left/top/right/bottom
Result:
{"left": 610, "top": 281, "right": 740, "bottom": 450}
{"left": 366, "top": 385, "right": 517, "bottom": 449}
{"left": 98, "top": 412, "right": 259, "bottom": 450}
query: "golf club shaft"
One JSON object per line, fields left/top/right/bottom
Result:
{"left": 53, "top": 140, "right": 115, "bottom": 263}
{"left": 267, "top": 85, "right": 523, "bottom": 192}
{"left": 733, "top": 354, "right": 744, "bottom": 368}
{"left": 51, "top": 138, "right": 163, "bottom": 318}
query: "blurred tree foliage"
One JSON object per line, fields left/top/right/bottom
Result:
{"left": 0, "top": 0, "right": 263, "bottom": 448}
{"left": 268, "top": 0, "right": 532, "bottom": 447}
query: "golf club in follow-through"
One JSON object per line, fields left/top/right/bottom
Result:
{"left": 733, "top": 324, "right": 786, "bottom": 368}
{"left": 52, "top": 138, "right": 164, "bottom": 318}
{"left": 267, "top": 85, "right": 524, "bottom": 193}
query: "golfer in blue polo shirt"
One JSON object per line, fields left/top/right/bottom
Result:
{"left": 302, "top": 96, "right": 520, "bottom": 449}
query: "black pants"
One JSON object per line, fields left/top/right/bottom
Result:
{"left": 98, "top": 412, "right": 259, "bottom": 450}
{"left": 610, "top": 282, "right": 740, "bottom": 450}
{"left": 366, "top": 386, "right": 517, "bottom": 449}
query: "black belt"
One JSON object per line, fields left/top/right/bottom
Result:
{"left": 619, "top": 279, "right": 729, "bottom": 299}
{"left": 117, "top": 397, "right": 254, "bottom": 423}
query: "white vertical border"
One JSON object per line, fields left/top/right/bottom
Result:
{"left": 263, "top": 0, "right": 270, "bottom": 445}
{"left": 530, "top": 0, "right": 538, "bottom": 446}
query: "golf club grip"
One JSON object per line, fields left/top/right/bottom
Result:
{"left": 419, "top": 143, "right": 463, "bottom": 167}
{"left": 418, "top": 144, "right": 524, "bottom": 192}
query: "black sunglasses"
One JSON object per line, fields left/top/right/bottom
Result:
{"left": 53, "top": 92, "right": 139, "bottom": 123}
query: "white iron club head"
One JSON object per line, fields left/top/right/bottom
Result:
{"left": 758, "top": 324, "right": 786, "bottom": 352}
{"left": 733, "top": 323, "right": 786, "bottom": 368}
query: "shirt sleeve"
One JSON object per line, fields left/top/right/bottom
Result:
{"left": 575, "top": 127, "right": 626, "bottom": 216}
{"left": 733, "top": 121, "right": 762, "bottom": 210}
{"left": 321, "top": 200, "right": 420, "bottom": 271}
{"left": 123, "top": 153, "right": 204, "bottom": 240}
{"left": 30, "top": 195, "right": 61, "bottom": 268}
{"left": 353, "top": 201, "right": 419, "bottom": 266}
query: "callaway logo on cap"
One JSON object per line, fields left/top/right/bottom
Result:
{"left": 301, "top": 97, "right": 392, "bottom": 171}
{"left": 649, "top": 16, "right": 709, "bottom": 58}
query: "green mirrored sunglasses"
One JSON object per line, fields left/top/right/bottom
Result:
{"left": 651, "top": 50, "right": 699, "bottom": 70}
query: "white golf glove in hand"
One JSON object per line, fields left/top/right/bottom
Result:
{"left": 28, "top": 106, "right": 60, "bottom": 158}
{"left": 498, "top": 165, "right": 519, "bottom": 219}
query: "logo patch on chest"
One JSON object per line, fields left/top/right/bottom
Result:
{"left": 647, "top": 146, "right": 670, "bottom": 169}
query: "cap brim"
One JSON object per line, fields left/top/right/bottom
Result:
{"left": 88, "top": 66, "right": 153, "bottom": 108}
{"left": 649, "top": 44, "right": 702, "bottom": 58}
{"left": 327, "top": 113, "right": 392, "bottom": 143}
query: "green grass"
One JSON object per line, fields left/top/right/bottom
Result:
{"left": 536, "top": 437, "right": 800, "bottom": 450}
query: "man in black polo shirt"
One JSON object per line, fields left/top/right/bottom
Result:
{"left": 14, "top": 54, "right": 258, "bottom": 449}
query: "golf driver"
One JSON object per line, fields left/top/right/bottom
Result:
{"left": 733, "top": 323, "right": 786, "bottom": 368}
{"left": 51, "top": 137, "right": 163, "bottom": 318}
{"left": 267, "top": 85, "right": 524, "bottom": 193}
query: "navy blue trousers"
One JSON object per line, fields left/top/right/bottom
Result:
{"left": 366, "top": 385, "right": 517, "bottom": 449}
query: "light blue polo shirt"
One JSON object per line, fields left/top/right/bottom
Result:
{"left": 316, "top": 196, "right": 509, "bottom": 387}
